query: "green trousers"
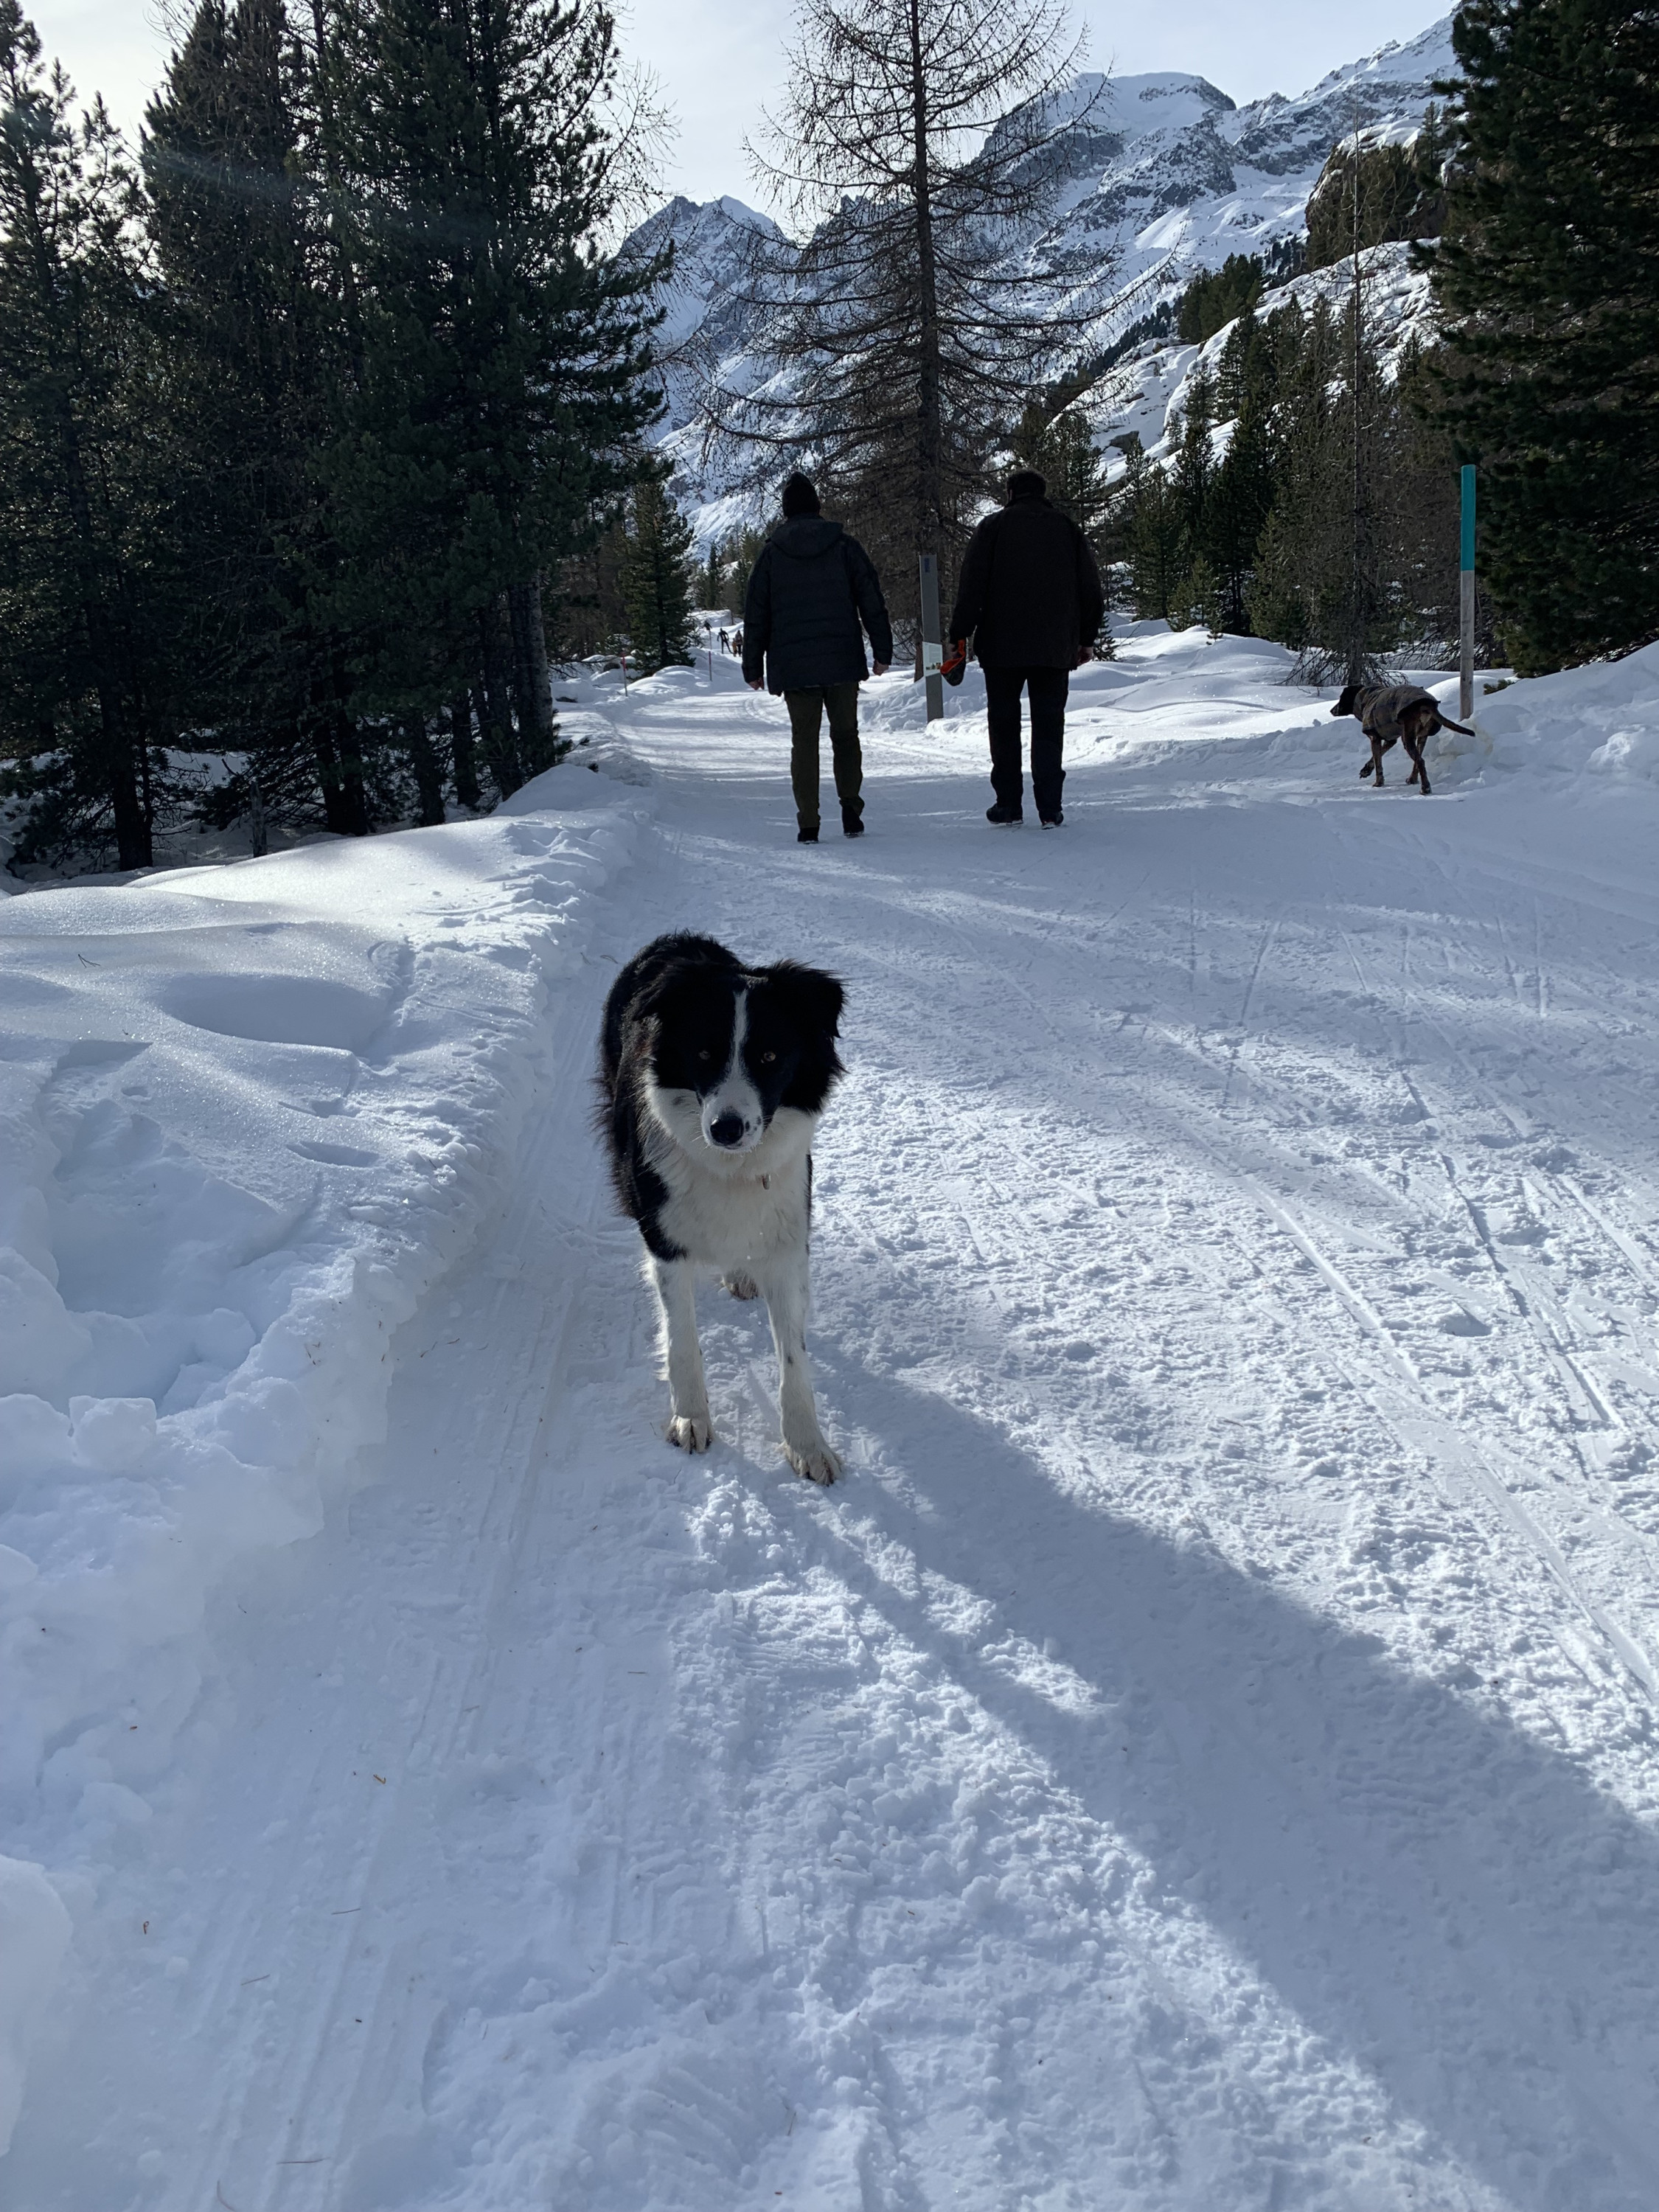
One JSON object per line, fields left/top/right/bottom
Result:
{"left": 786, "top": 681, "right": 863, "bottom": 830}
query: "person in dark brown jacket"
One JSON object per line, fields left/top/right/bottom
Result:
{"left": 947, "top": 469, "right": 1106, "bottom": 827}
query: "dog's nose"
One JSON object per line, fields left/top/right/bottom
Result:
{"left": 709, "top": 1113, "right": 745, "bottom": 1149}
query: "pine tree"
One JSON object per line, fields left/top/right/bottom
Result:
{"left": 143, "top": 0, "right": 375, "bottom": 841}
{"left": 319, "top": 0, "right": 662, "bottom": 792}
{"left": 1425, "top": 0, "right": 1659, "bottom": 672}
{"left": 552, "top": 512, "right": 630, "bottom": 658}
{"left": 622, "top": 476, "right": 695, "bottom": 672}
{"left": 1176, "top": 255, "right": 1262, "bottom": 345}
{"left": 1244, "top": 298, "right": 1354, "bottom": 660}
{"left": 1172, "top": 369, "right": 1216, "bottom": 569}
{"left": 1115, "top": 439, "right": 1186, "bottom": 623}
{"left": 724, "top": 525, "right": 770, "bottom": 637}
{"left": 1016, "top": 401, "right": 1112, "bottom": 542}
{"left": 1200, "top": 310, "right": 1276, "bottom": 633}
{"left": 0, "top": 3, "right": 172, "bottom": 868}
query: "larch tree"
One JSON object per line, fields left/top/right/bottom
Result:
{"left": 712, "top": 0, "right": 1103, "bottom": 631}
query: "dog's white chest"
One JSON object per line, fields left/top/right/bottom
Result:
{"left": 651, "top": 1111, "right": 814, "bottom": 1271}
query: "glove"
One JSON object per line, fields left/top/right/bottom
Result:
{"left": 942, "top": 637, "right": 969, "bottom": 686}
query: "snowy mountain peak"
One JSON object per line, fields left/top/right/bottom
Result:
{"left": 637, "top": 15, "right": 1459, "bottom": 535}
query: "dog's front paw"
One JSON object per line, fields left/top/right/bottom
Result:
{"left": 721, "top": 1272, "right": 759, "bottom": 1301}
{"left": 784, "top": 1434, "right": 841, "bottom": 1485}
{"left": 668, "top": 1412, "right": 714, "bottom": 1453}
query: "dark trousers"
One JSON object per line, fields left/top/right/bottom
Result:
{"left": 984, "top": 664, "right": 1068, "bottom": 816}
{"left": 786, "top": 681, "right": 863, "bottom": 829}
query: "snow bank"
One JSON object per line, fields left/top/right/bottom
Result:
{"left": 0, "top": 782, "right": 643, "bottom": 2135}
{"left": 1475, "top": 639, "right": 1659, "bottom": 782}
{"left": 0, "top": 1858, "right": 69, "bottom": 2154}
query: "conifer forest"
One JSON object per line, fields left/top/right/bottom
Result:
{"left": 1, "top": 0, "right": 1655, "bottom": 872}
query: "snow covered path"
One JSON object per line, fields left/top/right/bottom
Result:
{"left": 10, "top": 636, "right": 1659, "bottom": 2210}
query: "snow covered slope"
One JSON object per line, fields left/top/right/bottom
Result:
{"left": 6, "top": 635, "right": 1659, "bottom": 2208}
{"left": 1086, "top": 235, "right": 1433, "bottom": 482}
{"left": 0, "top": 782, "right": 642, "bottom": 2152}
{"left": 641, "top": 17, "right": 1458, "bottom": 533}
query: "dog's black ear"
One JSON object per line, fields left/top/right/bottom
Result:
{"left": 773, "top": 961, "right": 844, "bottom": 1040}
{"left": 1332, "top": 684, "right": 1359, "bottom": 717}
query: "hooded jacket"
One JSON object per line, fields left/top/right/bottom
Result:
{"left": 742, "top": 518, "right": 894, "bottom": 695}
{"left": 947, "top": 493, "right": 1105, "bottom": 669}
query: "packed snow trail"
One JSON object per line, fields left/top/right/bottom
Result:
{"left": 9, "top": 631, "right": 1659, "bottom": 2210}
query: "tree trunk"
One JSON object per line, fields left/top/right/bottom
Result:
{"left": 526, "top": 571, "right": 554, "bottom": 738}
{"left": 478, "top": 598, "right": 523, "bottom": 796}
{"left": 507, "top": 580, "right": 543, "bottom": 741}
{"left": 449, "top": 695, "right": 481, "bottom": 810}
{"left": 53, "top": 392, "right": 150, "bottom": 865}
{"left": 402, "top": 714, "right": 446, "bottom": 826}
{"left": 310, "top": 692, "right": 368, "bottom": 837}
{"left": 101, "top": 692, "right": 151, "bottom": 869}
{"left": 330, "top": 658, "right": 370, "bottom": 834}
{"left": 246, "top": 749, "right": 269, "bottom": 858}
{"left": 906, "top": 0, "right": 945, "bottom": 555}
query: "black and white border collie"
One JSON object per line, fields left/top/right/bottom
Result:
{"left": 597, "top": 933, "right": 846, "bottom": 1483}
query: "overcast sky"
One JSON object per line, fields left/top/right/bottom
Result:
{"left": 29, "top": 0, "right": 1446, "bottom": 206}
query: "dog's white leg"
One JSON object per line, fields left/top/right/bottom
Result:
{"left": 650, "top": 1254, "right": 712, "bottom": 1451}
{"left": 757, "top": 1246, "right": 841, "bottom": 1484}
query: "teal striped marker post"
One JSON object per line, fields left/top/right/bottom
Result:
{"left": 1459, "top": 464, "right": 1476, "bottom": 720}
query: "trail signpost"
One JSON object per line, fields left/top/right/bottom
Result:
{"left": 919, "top": 554, "right": 945, "bottom": 723}
{"left": 1460, "top": 464, "right": 1476, "bottom": 721}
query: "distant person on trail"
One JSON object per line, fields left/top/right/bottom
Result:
{"left": 743, "top": 472, "right": 893, "bottom": 843}
{"left": 718, "top": 627, "right": 729, "bottom": 652}
{"left": 947, "top": 467, "right": 1106, "bottom": 827}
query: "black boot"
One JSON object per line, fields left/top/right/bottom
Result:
{"left": 986, "top": 801, "right": 1023, "bottom": 825}
{"left": 841, "top": 802, "right": 865, "bottom": 838}
{"left": 797, "top": 824, "right": 819, "bottom": 843}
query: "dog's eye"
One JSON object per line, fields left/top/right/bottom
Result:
{"left": 760, "top": 1051, "right": 776, "bottom": 1065}
{"left": 698, "top": 1049, "right": 711, "bottom": 1061}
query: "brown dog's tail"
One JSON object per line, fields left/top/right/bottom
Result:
{"left": 1434, "top": 712, "right": 1476, "bottom": 737}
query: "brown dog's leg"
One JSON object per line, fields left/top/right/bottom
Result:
{"left": 1403, "top": 711, "right": 1433, "bottom": 794}
{"left": 1368, "top": 730, "right": 1387, "bottom": 787}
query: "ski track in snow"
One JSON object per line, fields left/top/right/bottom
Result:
{"left": 7, "top": 630, "right": 1659, "bottom": 2210}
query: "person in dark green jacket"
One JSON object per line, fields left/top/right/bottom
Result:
{"left": 744, "top": 473, "right": 893, "bottom": 843}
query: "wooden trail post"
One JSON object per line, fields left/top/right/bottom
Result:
{"left": 919, "top": 554, "right": 944, "bottom": 724}
{"left": 1459, "top": 464, "right": 1476, "bottom": 721}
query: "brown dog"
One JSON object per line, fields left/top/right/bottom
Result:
{"left": 1332, "top": 683, "right": 1475, "bottom": 796}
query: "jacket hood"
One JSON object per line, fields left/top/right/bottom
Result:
{"left": 771, "top": 516, "right": 845, "bottom": 558}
